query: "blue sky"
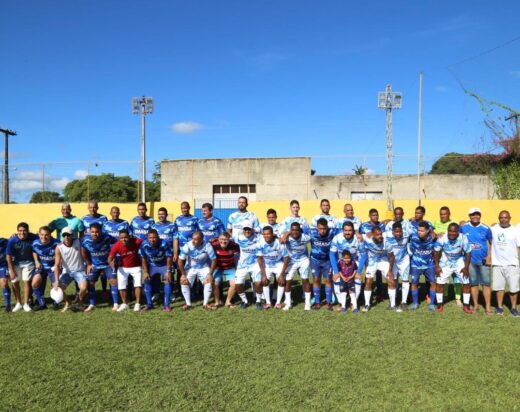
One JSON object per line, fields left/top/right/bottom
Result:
{"left": 1, "top": 0, "right": 520, "bottom": 201}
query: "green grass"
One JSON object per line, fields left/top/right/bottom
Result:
{"left": 1, "top": 286, "right": 520, "bottom": 411}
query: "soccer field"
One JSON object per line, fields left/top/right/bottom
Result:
{"left": 2, "top": 291, "right": 520, "bottom": 412}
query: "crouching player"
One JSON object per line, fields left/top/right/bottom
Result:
{"left": 32, "top": 226, "right": 60, "bottom": 310}
{"left": 433, "top": 223, "right": 472, "bottom": 313}
{"left": 256, "top": 226, "right": 290, "bottom": 310}
{"left": 140, "top": 229, "right": 173, "bottom": 312}
{"left": 387, "top": 222, "right": 411, "bottom": 312}
{"left": 211, "top": 232, "right": 239, "bottom": 308}
{"left": 335, "top": 250, "right": 358, "bottom": 313}
{"left": 178, "top": 231, "right": 217, "bottom": 310}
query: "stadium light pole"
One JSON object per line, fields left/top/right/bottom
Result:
{"left": 132, "top": 96, "right": 154, "bottom": 203}
{"left": 378, "top": 85, "right": 402, "bottom": 212}
{"left": 0, "top": 127, "right": 17, "bottom": 204}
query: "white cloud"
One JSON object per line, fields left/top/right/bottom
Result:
{"left": 510, "top": 71, "right": 520, "bottom": 79}
{"left": 9, "top": 169, "right": 69, "bottom": 194}
{"left": 171, "top": 121, "right": 204, "bottom": 134}
{"left": 74, "top": 169, "right": 88, "bottom": 179}
{"left": 49, "top": 177, "right": 70, "bottom": 190}
{"left": 435, "top": 85, "right": 449, "bottom": 93}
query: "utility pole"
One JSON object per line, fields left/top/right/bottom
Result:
{"left": 0, "top": 127, "right": 17, "bottom": 204}
{"left": 417, "top": 72, "right": 424, "bottom": 206}
{"left": 378, "top": 85, "right": 402, "bottom": 212}
{"left": 132, "top": 96, "right": 154, "bottom": 203}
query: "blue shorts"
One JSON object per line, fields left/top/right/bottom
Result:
{"left": 311, "top": 258, "right": 331, "bottom": 278}
{"left": 59, "top": 271, "right": 87, "bottom": 286}
{"left": 411, "top": 266, "right": 436, "bottom": 284}
{"left": 339, "top": 278, "right": 355, "bottom": 292}
{"left": 214, "top": 268, "right": 236, "bottom": 283}
{"left": 34, "top": 268, "right": 56, "bottom": 284}
{"left": 87, "top": 267, "right": 116, "bottom": 282}
{"left": 0, "top": 267, "right": 7, "bottom": 279}
{"left": 469, "top": 263, "right": 491, "bottom": 286}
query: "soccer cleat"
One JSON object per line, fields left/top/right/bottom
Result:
{"left": 341, "top": 307, "right": 347, "bottom": 313}
{"left": 163, "top": 306, "right": 172, "bottom": 313}
{"left": 387, "top": 305, "right": 397, "bottom": 311}
{"left": 313, "top": 303, "right": 321, "bottom": 310}
{"left": 496, "top": 307, "right": 504, "bottom": 315}
{"left": 83, "top": 304, "right": 95, "bottom": 313}
{"left": 181, "top": 304, "right": 192, "bottom": 311}
{"left": 463, "top": 305, "right": 474, "bottom": 314}
{"left": 34, "top": 304, "right": 47, "bottom": 311}
{"left": 263, "top": 304, "right": 272, "bottom": 310}
{"left": 428, "top": 304, "right": 436, "bottom": 312}
{"left": 510, "top": 308, "right": 519, "bottom": 317}
{"left": 117, "top": 303, "right": 129, "bottom": 312}
{"left": 352, "top": 308, "right": 360, "bottom": 314}
{"left": 282, "top": 304, "right": 292, "bottom": 311}
{"left": 409, "top": 303, "right": 419, "bottom": 311}
{"left": 133, "top": 303, "right": 141, "bottom": 312}
{"left": 239, "top": 302, "right": 249, "bottom": 310}
{"left": 327, "top": 303, "right": 334, "bottom": 311}
{"left": 143, "top": 305, "right": 153, "bottom": 312}
{"left": 362, "top": 305, "right": 370, "bottom": 313}
{"left": 304, "top": 303, "right": 312, "bottom": 311}
{"left": 435, "top": 305, "right": 444, "bottom": 313}
{"left": 255, "top": 302, "right": 264, "bottom": 311}
{"left": 5, "top": 305, "right": 12, "bottom": 313}
{"left": 275, "top": 303, "right": 283, "bottom": 310}
{"left": 397, "top": 303, "right": 407, "bottom": 312}
{"left": 23, "top": 303, "right": 32, "bottom": 313}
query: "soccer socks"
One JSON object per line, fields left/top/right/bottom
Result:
{"left": 340, "top": 292, "right": 347, "bottom": 308}
{"left": 238, "top": 292, "right": 248, "bottom": 304}
{"left": 276, "top": 286, "right": 285, "bottom": 305}
{"left": 429, "top": 289, "right": 436, "bottom": 305}
{"left": 349, "top": 291, "right": 357, "bottom": 309}
{"left": 364, "top": 289, "right": 372, "bottom": 307}
{"left": 100, "top": 275, "right": 108, "bottom": 292}
{"left": 284, "top": 291, "right": 291, "bottom": 306}
{"left": 263, "top": 286, "right": 271, "bottom": 303}
{"left": 354, "top": 280, "right": 362, "bottom": 300}
{"left": 2, "top": 287, "right": 11, "bottom": 307}
{"left": 163, "top": 283, "right": 172, "bottom": 307}
{"left": 33, "top": 287, "right": 45, "bottom": 307}
{"left": 304, "top": 292, "right": 311, "bottom": 306}
{"left": 181, "top": 284, "right": 192, "bottom": 306}
{"left": 334, "top": 284, "right": 341, "bottom": 301}
{"left": 88, "top": 284, "right": 96, "bottom": 306}
{"left": 463, "top": 292, "right": 471, "bottom": 306}
{"left": 144, "top": 281, "right": 153, "bottom": 307}
{"left": 256, "top": 292, "right": 263, "bottom": 303}
{"left": 436, "top": 293, "right": 444, "bottom": 307}
{"left": 110, "top": 284, "right": 119, "bottom": 305}
{"left": 313, "top": 287, "right": 321, "bottom": 305}
{"left": 455, "top": 284, "right": 462, "bottom": 301}
{"left": 325, "top": 286, "right": 332, "bottom": 305}
{"left": 388, "top": 288, "right": 396, "bottom": 308}
{"left": 402, "top": 282, "right": 410, "bottom": 305}
{"left": 203, "top": 283, "right": 212, "bottom": 306}
{"left": 412, "top": 288, "right": 419, "bottom": 305}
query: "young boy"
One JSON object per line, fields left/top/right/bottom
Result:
{"left": 334, "top": 250, "right": 358, "bottom": 313}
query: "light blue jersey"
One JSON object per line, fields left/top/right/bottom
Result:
{"left": 236, "top": 233, "right": 260, "bottom": 269}
{"left": 385, "top": 219, "right": 412, "bottom": 237}
{"left": 174, "top": 215, "right": 199, "bottom": 247}
{"left": 285, "top": 233, "right": 310, "bottom": 262}
{"left": 384, "top": 233, "right": 410, "bottom": 263}
{"left": 409, "top": 220, "right": 433, "bottom": 235}
{"left": 260, "top": 222, "right": 284, "bottom": 237}
{"left": 434, "top": 234, "right": 471, "bottom": 267}
{"left": 82, "top": 214, "right": 108, "bottom": 237}
{"left": 227, "top": 211, "right": 260, "bottom": 238}
{"left": 310, "top": 228, "right": 335, "bottom": 261}
{"left": 256, "top": 238, "right": 288, "bottom": 268}
{"left": 408, "top": 232, "right": 435, "bottom": 269}
{"left": 152, "top": 221, "right": 177, "bottom": 247}
{"left": 330, "top": 234, "right": 364, "bottom": 262}
{"left": 130, "top": 216, "right": 155, "bottom": 240}
{"left": 198, "top": 216, "right": 225, "bottom": 243}
{"left": 363, "top": 236, "right": 391, "bottom": 264}
{"left": 179, "top": 240, "right": 216, "bottom": 269}
{"left": 310, "top": 214, "right": 337, "bottom": 230}
{"left": 359, "top": 221, "right": 386, "bottom": 235}
{"left": 140, "top": 240, "right": 172, "bottom": 268}
{"left": 102, "top": 219, "right": 130, "bottom": 241}
{"left": 281, "top": 216, "right": 310, "bottom": 235}
{"left": 81, "top": 234, "right": 113, "bottom": 269}
{"left": 336, "top": 216, "right": 362, "bottom": 232}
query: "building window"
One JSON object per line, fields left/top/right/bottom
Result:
{"left": 213, "top": 184, "right": 256, "bottom": 194}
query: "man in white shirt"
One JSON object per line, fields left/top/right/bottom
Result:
{"left": 490, "top": 210, "right": 520, "bottom": 316}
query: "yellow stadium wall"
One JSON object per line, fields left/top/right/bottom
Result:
{"left": 0, "top": 199, "right": 519, "bottom": 237}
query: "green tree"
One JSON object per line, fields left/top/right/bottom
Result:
{"left": 430, "top": 152, "right": 491, "bottom": 174}
{"left": 29, "top": 191, "right": 63, "bottom": 203}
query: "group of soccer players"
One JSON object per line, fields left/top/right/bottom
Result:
{"left": 1, "top": 197, "right": 519, "bottom": 316}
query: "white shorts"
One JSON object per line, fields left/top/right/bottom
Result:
{"left": 187, "top": 267, "right": 210, "bottom": 286}
{"left": 12, "top": 262, "right": 35, "bottom": 283}
{"left": 117, "top": 266, "right": 142, "bottom": 290}
{"left": 392, "top": 258, "right": 410, "bottom": 281}
{"left": 365, "top": 261, "right": 390, "bottom": 279}
{"left": 236, "top": 264, "right": 259, "bottom": 285}
{"left": 492, "top": 266, "right": 520, "bottom": 293}
{"left": 286, "top": 258, "right": 310, "bottom": 280}
{"left": 437, "top": 260, "right": 469, "bottom": 285}
{"left": 253, "top": 262, "right": 284, "bottom": 282}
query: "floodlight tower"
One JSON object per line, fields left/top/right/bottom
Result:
{"left": 132, "top": 96, "right": 154, "bottom": 203}
{"left": 0, "top": 127, "right": 17, "bottom": 204}
{"left": 378, "top": 85, "right": 402, "bottom": 211}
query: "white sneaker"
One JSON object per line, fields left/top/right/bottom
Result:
{"left": 304, "top": 303, "right": 312, "bottom": 311}
{"left": 282, "top": 304, "right": 292, "bottom": 311}
{"left": 112, "top": 304, "right": 119, "bottom": 312}
{"left": 117, "top": 303, "right": 129, "bottom": 312}
{"left": 12, "top": 303, "right": 23, "bottom": 313}
{"left": 456, "top": 299, "right": 463, "bottom": 307}
{"left": 134, "top": 303, "right": 141, "bottom": 312}
{"left": 23, "top": 304, "right": 32, "bottom": 312}
{"left": 84, "top": 304, "right": 95, "bottom": 313}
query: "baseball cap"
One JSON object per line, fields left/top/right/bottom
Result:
{"left": 468, "top": 207, "right": 481, "bottom": 215}
{"left": 242, "top": 220, "right": 253, "bottom": 229}
{"left": 61, "top": 227, "right": 73, "bottom": 235}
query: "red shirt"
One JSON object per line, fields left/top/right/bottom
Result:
{"left": 211, "top": 239, "right": 239, "bottom": 270}
{"left": 109, "top": 238, "right": 142, "bottom": 268}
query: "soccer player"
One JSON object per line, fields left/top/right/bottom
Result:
{"left": 409, "top": 206, "right": 433, "bottom": 235}
{"left": 490, "top": 210, "right": 520, "bottom": 316}
{"left": 211, "top": 232, "right": 240, "bottom": 308}
{"left": 0, "top": 237, "right": 10, "bottom": 311}
{"left": 433, "top": 223, "right": 472, "bottom": 313}
{"left": 102, "top": 206, "right": 130, "bottom": 241}
{"left": 387, "top": 222, "right": 411, "bottom": 311}
{"left": 337, "top": 203, "right": 362, "bottom": 232}
{"left": 31, "top": 226, "right": 60, "bottom": 310}
{"left": 178, "top": 231, "right": 217, "bottom": 310}
{"left": 53, "top": 227, "right": 88, "bottom": 312}
{"left": 6, "top": 222, "right": 38, "bottom": 312}
{"left": 108, "top": 229, "right": 143, "bottom": 312}
{"left": 82, "top": 200, "right": 108, "bottom": 237}
{"left": 385, "top": 207, "right": 412, "bottom": 237}
{"left": 130, "top": 202, "right": 155, "bottom": 241}
{"left": 310, "top": 199, "right": 337, "bottom": 230}
{"left": 48, "top": 202, "right": 85, "bottom": 241}
{"left": 227, "top": 196, "right": 260, "bottom": 239}
{"left": 81, "top": 223, "right": 116, "bottom": 312}
{"left": 140, "top": 229, "right": 173, "bottom": 312}
{"left": 261, "top": 209, "right": 283, "bottom": 238}
{"left": 281, "top": 200, "right": 310, "bottom": 235}
{"left": 310, "top": 218, "right": 336, "bottom": 310}
{"left": 173, "top": 201, "right": 199, "bottom": 261}
{"left": 461, "top": 207, "right": 493, "bottom": 314}
{"left": 408, "top": 221, "right": 437, "bottom": 311}
{"left": 152, "top": 207, "right": 177, "bottom": 301}
{"left": 234, "top": 222, "right": 261, "bottom": 309}
{"left": 257, "top": 226, "right": 290, "bottom": 310}
{"left": 330, "top": 222, "right": 365, "bottom": 306}
{"left": 198, "top": 203, "right": 225, "bottom": 243}
{"left": 281, "top": 222, "right": 312, "bottom": 310}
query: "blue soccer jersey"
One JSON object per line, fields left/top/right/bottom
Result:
{"left": 384, "top": 232, "right": 410, "bottom": 263}
{"left": 460, "top": 222, "right": 492, "bottom": 264}
{"left": 236, "top": 233, "right": 260, "bottom": 269}
{"left": 260, "top": 222, "right": 284, "bottom": 238}
{"left": 310, "top": 228, "right": 335, "bottom": 261}
{"left": 227, "top": 211, "right": 260, "bottom": 238}
{"left": 363, "top": 236, "right": 391, "bottom": 264}
{"left": 409, "top": 220, "right": 433, "bottom": 235}
{"left": 336, "top": 216, "right": 362, "bottom": 232}
{"left": 152, "top": 221, "right": 177, "bottom": 246}
{"left": 198, "top": 216, "right": 225, "bottom": 243}
{"left": 102, "top": 219, "right": 130, "bottom": 241}
{"left": 310, "top": 214, "right": 338, "bottom": 230}
{"left": 140, "top": 240, "right": 172, "bottom": 268}
{"left": 32, "top": 238, "right": 60, "bottom": 270}
{"left": 285, "top": 233, "right": 311, "bottom": 262}
{"left": 130, "top": 216, "right": 155, "bottom": 240}
{"left": 179, "top": 240, "right": 216, "bottom": 269}
{"left": 329, "top": 233, "right": 364, "bottom": 262}
{"left": 281, "top": 216, "right": 310, "bottom": 235}
{"left": 0, "top": 238, "right": 7, "bottom": 268}
{"left": 6, "top": 234, "right": 37, "bottom": 264}
{"left": 408, "top": 232, "right": 435, "bottom": 269}
{"left": 81, "top": 234, "right": 113, "bottom": 269}
{"left": 359, "top": 221, "right": 386, "bottom": 235}
{"left": 385, "top": 219, "right": 412, "bottom": 237}
{"left": 174, "top": 215, "right": 199, "bottom": 247}
{"left": 434, "top": 234, "right": 471, "bottom": 267}
{"left": 256, "top": 238, "right": 288, "bottom": 268}
{"left": 82, "top": 214, "right": 108, "bottom": 237}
